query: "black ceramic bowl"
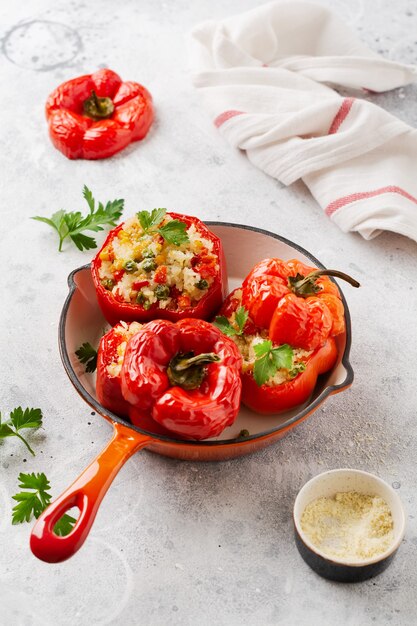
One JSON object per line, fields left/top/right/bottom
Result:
{"left": 293, "top": 469, "right": 406, "bottom": 583}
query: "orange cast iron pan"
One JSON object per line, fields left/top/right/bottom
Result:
{"left": 30, "top": 223, "right": 354, "bottom": 563}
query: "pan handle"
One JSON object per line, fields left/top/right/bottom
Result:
{"left": 30, "top": 422, "right": 152, "bottom": 563}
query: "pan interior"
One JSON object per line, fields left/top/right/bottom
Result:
{"left": 63, "top": 224, "right": 350, "bottom": 441}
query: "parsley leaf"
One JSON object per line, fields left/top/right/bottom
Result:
{"left": 0, "top": 421, "right": 14, "bottom": 438}
{"left": 253, "top": 340, "right": 274, "bottom": 358}
{"left": 83, "top": 185, "right": 95, "bottom": 212}
{"left": 75, "top": 342, "right": 98, "bottom": 373}
{"left": 253, "top": 351, "right": 275, "bottom": 387}
{"left": 253, "top": 341, "right": 294, "bottom": 386}
{"left": 32, "top": 185, "right": 124, "bottom": 252}
{"left": 235, "top": 307, "right": 249, "bottom": 334}
{"left": 158, "top": 220, "right": 189, "bottom": 246}
{"left": 0, "top": 407, "right": 43, "bottom": 456}
{"left": 70, "top": 232, "right": 97, "bottom": 252}
{"left": 137, "top": 208, "right": 167, "bottom": 232}
{"left": 12, "top": 472, "right": 51, "bottom": 523}
{"left": 32, "top": 210, "right": 69, "bottom": 247}
{"left": 137, "top": 208, "right": 189, "bottom": 246}
{"left": 10, "top": 407, "right": 43, "bottom": 430}
{"left": 12, "top": 472, "right": 76, "bottom": 536}
{"left": 213, "top": 316, "right": 237, "bottom": 337}
{"left": 214, "top": 307, "right": 249, "bottom": 337}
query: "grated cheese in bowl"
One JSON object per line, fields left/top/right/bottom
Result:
{"left": 300, "top": 491, "right": 394, "bottom": 562}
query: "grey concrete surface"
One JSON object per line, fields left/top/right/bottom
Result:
{"left": 0, "top": 0, "right": 416, "bottom": 624}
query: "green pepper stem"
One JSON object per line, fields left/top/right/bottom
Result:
{"left": 167, "top": 351, "right": 221, "bottom": 390}
{"left": 305, "top": 269, "right": 360, "bottom": 287}
{"left": 83, "top": 90, "right": 115, "bottom": 120}
{"left": 289, "top": 269, "right": 360, "bottom": 297}
{"left": 91, "top": 90, "right": 100, "bottom": 109}
{"left": 173, "top": 352, "right": 221, "bottom": 371}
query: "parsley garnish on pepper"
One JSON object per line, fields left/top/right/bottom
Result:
{"left": 12, "top": 472, "right": 76, "bottom": 536}
{"left": 137, "top": 208, "right": 166, "bottom": 232}
{"left": 214, "top": 306, "right": 248, "bottom": 336}
{"left": 253, "top": 341, "right": 294, "bottom": 386}
{"left": 137, "top": 208, "right": 189, "bottom": 246}
{"left": 75, "top": 342, "right": 98, "bottom": 373}
{"left": 32, "top": 185, "right": 124, "bottom": 252}
{"left": 214, "top": 307, "right": 304, "bottom": 386}
{"left": 0, "top": 407, "right": 43, "bottom": 456}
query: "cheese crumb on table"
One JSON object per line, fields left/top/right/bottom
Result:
{"left": 300, "top": 491, "right": 394, "bottom": 562}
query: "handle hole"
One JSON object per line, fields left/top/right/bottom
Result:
{"left": 52, "top": 506, "right": 80, "bottom": 537}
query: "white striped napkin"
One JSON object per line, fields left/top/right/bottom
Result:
{"left": 190, "top": 2, "right": 417, "bottom": 242}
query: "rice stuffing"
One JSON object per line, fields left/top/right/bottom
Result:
{"left": 106, "top": 321, "right": 142, "bottom": 378}
{"left": 98, "top": 216, "right": 219, "bottom": 312}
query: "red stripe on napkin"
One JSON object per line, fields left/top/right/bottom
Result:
{"left": 328, "top": 98, "right": 354, "bottom": 134}
{"left": 326, "top": 186, "right": 417, "bottom": 216}
{"left": 214, "top": 110, "right": 244, "bottom": 127}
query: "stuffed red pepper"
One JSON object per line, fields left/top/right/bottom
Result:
{"left": 214, "top": 254, "right": 358, "bottom": 415}
{"left": 92, "top": 210, "right": 227, "bottom": 326}
{"left": 121, "top": 319, "right": 242, "bottom": 439}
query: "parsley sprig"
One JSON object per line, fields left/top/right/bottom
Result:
{"left": 32, "top": 185, "right": 124, "bottom": 251}
{"left": 75, "top": 342, "right": 98, "bottom": 373}
{"left": 138, "top": 208, "right": 166, "bottom": 232}
{"left": 214, "top": 309, "right": 306, "bottom": 387}
{"left": 12, "top": 472, "right": 76, "bottom": 536}
{"left": 137, "top": 208, "right": 189, "bottom": 246}
{"left": 253, "top": 341, "right": 294, "bottom": 387}
{"left": 0, "top": 407, "right": 43, "bottom": 456}
{"left": 214, "top": 307, "right": 249, "bottom": 337}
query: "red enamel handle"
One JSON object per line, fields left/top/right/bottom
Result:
{"left": 30, "top": 423, "right": 152, "bottom": 563}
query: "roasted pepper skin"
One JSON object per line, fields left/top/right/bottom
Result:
{"left": 240, "top": 338, "right": 338, "bottom": 414}
{"left": 128, "top": 406, "right": 173, "bottom": 436}
{"left": 242, "top": 258, "right": 346, "bottom": 350}
{"left": 121, "top": 319, "right": 242, "bottom": 440}
{"left": 91, "top": 213, "right": 227, "bottom": 326}
{"left": 45, "top": 69, "right": 154, "bottom": 159}
{"left": 269, "top": 293, "right": 333, "bottom": 351}
{"left": 241, "top": 258, "right": 291, "bottom": 328}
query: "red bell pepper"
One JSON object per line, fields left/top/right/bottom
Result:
{"left": 242, "top": 257, "right": 359, "bottom": 350}
{"left": 45, "top": 69, "right": 154, "bottom": 160}
{"left": 121, "top": 319, "right": 242, "bottom": 440}
{"left": 91, "top": 213, "right": 227, "bottom": 326}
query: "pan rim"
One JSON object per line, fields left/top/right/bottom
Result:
{"left": 59, "top": 221, "right": 354, "bottom": 447}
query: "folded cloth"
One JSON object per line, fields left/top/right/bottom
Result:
{"left": 190, "top": 1, "right": 417, "bottom": 242}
